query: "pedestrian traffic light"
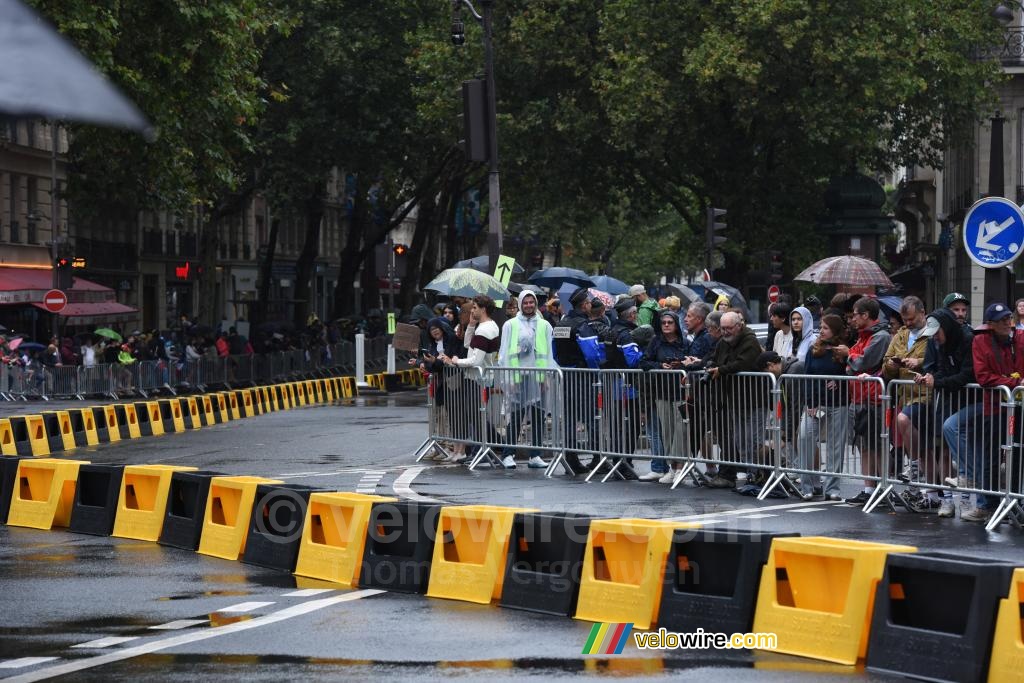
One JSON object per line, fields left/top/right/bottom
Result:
{"left": 459, "top": 78, "right": 489, "bottom": 163}
{"left": 393, "top": 243, "right": 408, "bottom": 257}
{"left": 706, "top": 207, "right": 727, "bottom": 249}
{"left": 769, "top": 250, "right": 783, "bottom": 281}
{"left": 55, "top": 256, "right": 72, "bottom": 290}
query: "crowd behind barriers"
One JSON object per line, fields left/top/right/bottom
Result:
{"left": 417, "top": 284, "right": 1024, "bottom": 525}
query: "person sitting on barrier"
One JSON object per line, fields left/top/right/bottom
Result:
{"left": 833, "top": 297, "right": 891, "bottom": 506}
{"left": 958, "top": 303, "right": 1024, "bottom": 523}
{"left": 640, "top": 310, "right": 690, "bottom": 483}
{"left": 883, "top": 297, "right": 935, "bottom": 493}
{"left": 913, "top": 308, "right": 975, "bottom": 518}
{"left": 794, "top": 315, "right": 850, "bottom": 501}
{"left": 496, "top": 290, "right": 554, "bottom": 470}
{"left": 704, "top": 311, "right": 764, "bottom": 488}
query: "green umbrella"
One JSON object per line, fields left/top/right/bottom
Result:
{"left": 424, "top": 268, "right": 509, "bottom": 300}
{"left": 94, "top": 327, "right": 122, "bottom": 342}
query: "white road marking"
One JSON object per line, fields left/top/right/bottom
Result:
{"left": 356, "top": 471, "right": 386, "bottom": 494}
{"left": 282, "top": 588, "right": 335, "bottom": 597}
{"left": 274, "top": 468, "right": 388, "bottom": 480}
{"left": 787, "top": 508, "right": 827, "bottom": 513}
{"left": 392, "top": 466, "right": 440, "bottom": 502}
{"left": 148, "top": 619, "right": 208, "bottom": 631}
{"left": 4, "top": 590, "right": 385, "bottom": 683}
{"left": 216, "top": 601, "right": 275, "bottom": 613}
{"left": 0, "top": 659, "right": 58, "bottom": 670}
{"left": 738, "top": 513, "right": 778, "bottom": 520}
{"left": 71, "top": 637, "right": 139, "bottom": 649}
{"left": 666, "top": 500, "right": 843, "bottom": 522}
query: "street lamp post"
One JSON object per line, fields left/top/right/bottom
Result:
{"left": 452, "top": 0, "right": 503, "bottom": 272}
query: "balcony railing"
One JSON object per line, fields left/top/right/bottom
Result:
{"left": 975, "top": 26, "right": 1024, "bottom": 66}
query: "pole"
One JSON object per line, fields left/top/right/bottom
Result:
{"left": 481, "top": 0, "right": 502, "bottom": 272}
{"left": 50, "top": 119, "right": 59, "bottom": 341}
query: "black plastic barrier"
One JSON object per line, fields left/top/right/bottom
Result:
{"left": 499, "top": 512, "right": 592, "bottom": 617}
{"left": 867, "top": 551, "right": 1016, "bottom": 682}
{"left": 91, "top": 406, "right": 111, "bottom": 442}
{"left": 0, "top": 456, "right": 30, "bottom": 525}
{"left": 178, "top": 398, "right": 199, "bottom": 430}
{"left": 134, "top": 402, "right": 157, "bottom": 436}
{"left": 658, "top": 528, "right": 798, "bottom": 634}
{"left": 69, "top": 410, "right": 91, "bottom": 447}
{"left": 241, "top": 483, "right": 319, "bottom": 571}
{"left": 359, "top": 501, "right": 442, "bottom": 594}
{"left": 69, "top": 464, "right": 126, "bottom": 536}
{"left": 41, "top": 413, "right": 67, "bottom": 452}
{"left": 158, "top": 470, "right": 223, "bottom": 550}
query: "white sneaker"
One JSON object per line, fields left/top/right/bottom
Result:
{"left": 943, "top": 476, "right": 970, "bottom": 488}
{"left": 658, "top": 471, "right": 678, "bottom": 484}
{"left": 502, "top": 455, "right": 517, "bottom": 469}
{"left": 961, "top": 507, "right": 992, "bottom": 523}
{"left": 937, "top": 499, "right": 954, "bottom": 518}
{"left": 445, "top": 453, "right": 467, "bottom": 464}
{"left": 527, "top": 455, "right": 548, "bottom": 469}
{"left": 638, "top": 472, "right": 663, "bottom": 482}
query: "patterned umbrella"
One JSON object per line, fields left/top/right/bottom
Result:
{"left": 424, "top": 268, "right": 509, "bottom": 299}
{"left": 588, "top": 288, "right": 615, "bottom": 308}
{"left": 794, "top": 256, "right": 894, "bottom": 288}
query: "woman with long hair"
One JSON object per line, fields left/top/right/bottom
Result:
{"left": 1014, "top": 298, "right": 1024, "bottom": 331}
{"left": 795, "top": 314, "right": 849, "bottom": 500}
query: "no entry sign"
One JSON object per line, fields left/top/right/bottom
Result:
{"left": 767, "top": 285, "right": 780, "bottom": 304}
{"left": 42, "top": 289, "right": 67, "bottom": 313}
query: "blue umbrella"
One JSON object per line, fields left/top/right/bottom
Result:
{"left": 588, "top": 274, "right": 629, "bottom": 295}
{"left": 528, "top": 267, "right": 594, "bottom": 290}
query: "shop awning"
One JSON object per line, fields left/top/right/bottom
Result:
{"left": 31, "top": 300, "right": 138, "bottom": 325}
{"left": 0, "top": 266, "right": 119, "bottom": 304}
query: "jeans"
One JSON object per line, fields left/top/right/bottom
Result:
{"left": 647, "top": 408, "right": 667, "bottom": 473}
{"left": 796, "top": 405, "right": 848, "bottom": 496}
{"left": 942, "top": 404, "right": 992, "bottom": 509}
{"left": 501, "top": 403, "right": 544, "bottom": 460}
{"left": 655, "top": 400, "right": 685, "bottom": 471}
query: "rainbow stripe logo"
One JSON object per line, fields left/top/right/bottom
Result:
{"left": 582, "top": 622, "right": 634, "bottom": 655}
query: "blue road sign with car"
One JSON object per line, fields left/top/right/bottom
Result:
{"left": 962, "top": 196, "right": 1024, "bottom": 268}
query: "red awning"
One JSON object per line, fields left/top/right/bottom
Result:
{"left": 0, "top": 266, "right": 115, "bottom": 304}
{"left": 31, "top": 301, "right": 138, "bottom": 326}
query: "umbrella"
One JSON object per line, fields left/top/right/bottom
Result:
{"left": 588, "top": 288, "right": 615, "bottom": 308}
{"left": 424, "top": 268, "right": 509, "bottom": 300}
{"left": 688, "top": 281, "right": 751, "bottom": 319}
{"left": 94, "top": 327, "right": 122, "bottom": 342}
{"left": 18, "top": 342, "right": 45, "bottom": 351}
{"left": 453, "top": 255, "right": 525, "bottom": 274}
{"left": 878, "top": 295, "right": 903, "bottom": 317}
{"left": 665, "top": 283, "right": 702, "bottom": 303}
{"left": 7, "top": 337, "right": 23, "bottom": 351}
{"left": 794, "top": 255, "right": 894, "bottom": 288}
{"left": 0, "top": 0, "right": 153, "bottom": 137}
{"left": 507, "top": 282, "right": 544, "bottom": 296}
{"left": 588, "top": 274, "right": 629, "bottom": 295}
{"left": 528, "top": 267, "right": 594, "bottom": 289}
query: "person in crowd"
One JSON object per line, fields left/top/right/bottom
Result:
{"left": 1015, "top": 298, "right": 1024, "bottom": 331}
{"left": 833, "top": 297, "right": 891, "bottom": 506}
{"left": 543, "top": 298, "right": 561, "bottom": 327}
{"left": 664, "top": 295, "right": 682, "bottom": 313}
{"left": 603, "top": 299, "right": 644, "bottom": 470}
{"left": 790, "top": 305, "right": 817, "bottom": 365}
{"left": 586, "top": 296, "right": 611, "bottom": 342}
{"left": 410, "top": 303, "right": 435, "bottom": 351}
{"left": 795, "top": 314, "right": 849, "bottom": 500}
{"left": 630, "top": 284, "right": 659, "bottom": 327}
{"left": 418, "top": 317, "right": 470, "bottom": 462}
{"left": 215, "top": 331, "right": 230, "bottom": 358}
{"left": 496, "top": 290, "right": 553, "bottom": 470}
{"left": 770, "top": 303, "right": 794, "bottom": 359}
{"left": 442, "top": 305, "right": 459, "bottom": 329}
{"left": 713, "top": 293, "right": 730, "bottom": 312}
{"left": 805, "top": 295, "right": 823, "bottom": 326}
{"left": 682, "top": 303, "right": 714, "bottom": 370}
{"left": 944, "top": 292, "right": 970, "bottom": 328}
{"left": 504, "top": 297, "right": 519, "bottom": 320}
{"left": 640, "top": 310, "right": 690, "bottom": 483}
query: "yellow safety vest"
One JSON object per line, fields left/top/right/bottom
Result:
{"left": 506, "top": 317, "right": 550, "bottom": 382}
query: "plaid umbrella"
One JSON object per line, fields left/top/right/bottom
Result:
{"left": 424, "top": 268, "right": 509, "bottom": 300}
{"left": 794, "top": 256, "right": 894, "bottom": 288}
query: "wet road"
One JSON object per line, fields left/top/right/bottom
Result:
{"left": 1, "top": 391, "right": 1020, "bottom": 681}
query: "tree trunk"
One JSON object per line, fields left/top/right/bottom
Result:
{"left": 197, "top": 207, "right": 219, "bottom": 326}
{"left": 292, "top": 190, "right": 325, "bottom": 329}
{"left": 253, "top": 216, "right": 280, "bottom": 326}
{"left": 397, "top": 193, "right": 437, "bottom": 313}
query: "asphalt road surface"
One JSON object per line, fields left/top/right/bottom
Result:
{"left": 1, "top": 391, "right": 1020, "bottom": 681}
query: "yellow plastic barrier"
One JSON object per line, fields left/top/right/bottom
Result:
{"left": 265, "top": 386, "right": 279, "bottom": 411}
{"left": 182, "top": 397, "right": 202, "bottom": 428}
{"left": 234, "top": 389, "right": 253, "bottom": 418}
{"left": 250, "top": 387, "right": 265, "bottom": 415}
{"left": 158, "top": 399, "right": 186, "bottom": 433}
{"left": 112, "top": 464, "right": 198, "bottom": 541}
{"left": 100, "top": 405, "right": 121, "bottom": 442}
{"left": 213, "top": 392, "right": 231, "bottom": 421}
{"left": 752, "top": 536, "right": 917, "bottom": 665}
{"left": 989, "top": 567, "right": 1024, "bottom": 682}
{"left": 197, "top": 476, "right": 283, "bottom": 561}
{"left": 139, "top": 401, "right": 165, "bottom": 436}
{"left": 288, "top": 382, "right": 303, "bottom": 407}
{"left": 574, "top": 518, "right": 695, "bottom": 629}
{"left": 200, "top": 394, "right": 216, "bottom": 425}
{"left": 73, "top": 408, "right": 100, "bottom": 446}
{"left": 426, "top": 505, "right": 539, "bottom": 605}
{"left": 225, "top": 391, "right": 241, "bottom": 420}
{"left": 0, "top": 418, "right": 17, "bottom": 455}
{"left": 14, "top": 414, "right": 50, "bottom": 456}
{"left": 294, "top": 492, "right": 398, "bottom": 586}
{"left": 341, "top": 376, "right": 355, "bottom": 398}
{"left": 117, "top": 404, "right": 142, "bottom": 439}
{"left": 319, "top": 379, "right": 332, "bottom": 403}
{"left": 305, "top": 380, "right": 318, "bottom": 404}
{"left": 284, "top": 383, "right": 297, "bottom": 408}
{"left": 42, "top": 411, "right": 77, "bottom": 452}
{"left": 7, "top": 458, "right": 91, "bottom": 529}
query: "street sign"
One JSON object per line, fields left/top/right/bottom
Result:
{"left": 42, "top": 289, "right": 67, "bottom": 313}
{"left": 767, "top": 284, "right": 780, "bottom": 304}
{"left": 962, "top": 197, "right": 1024, "bottom": 268}
{"left": 493, "top": 254, "right": 516, "bottom": 307}
{"left": 387, "top": 312, "right": 397, "bottom": 335}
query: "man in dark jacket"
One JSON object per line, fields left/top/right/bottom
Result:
{"left": 705, "top": 311, "right": 765, "bottom": 486}
{"left": 553, "top": 287, "right": 600, "bottom": 472}
{"left": 604, "top": 300, "right": 644, "bottom": 468}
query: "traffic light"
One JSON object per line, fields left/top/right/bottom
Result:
{"left": 769, "top": 250, "right": 783, "bottom": 281}
{"left": 392, "top": 243, "right": 408, "bottom": 278}
{"left": 706, "top": 207, "right": 727, "bottom": 249}
{"left": 55, "top": 256, "right": 72, "bottom": 290}
{"left": 393, "top": 243, "right": 408, "bottom": 257}
{"left": 459, "top": 78, "right": 489, "bottom": 162}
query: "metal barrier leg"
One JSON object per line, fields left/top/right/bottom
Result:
{"left": 584, "top": 456, "right": 609, "bottom": 483}
{"left": 986, "top": 495, "right": 1024, "bottom": 531}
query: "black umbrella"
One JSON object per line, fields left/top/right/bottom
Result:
{"left": 452, "top": 255, "right": 525, "bottom": 274}
{"left": 0, "top": 0, "right": 153, "bottom": 137}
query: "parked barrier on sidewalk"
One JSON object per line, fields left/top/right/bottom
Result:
{"left": 7, "top": 458, "right": 91, "bottom": 529}
{"left": 95, "top": 405, "right": 120, "bottom": 442}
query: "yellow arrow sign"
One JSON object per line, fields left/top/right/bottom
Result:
{"left": 387, "top": 312, "right": 396, "bottom": 335}
{"left": 493, "top": 255, "right": 516, "bottom": 307}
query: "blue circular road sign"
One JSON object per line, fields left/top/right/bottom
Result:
{"left": 962, "top": 197, "right": 1024, "bottom": 268}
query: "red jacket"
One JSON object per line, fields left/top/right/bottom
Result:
{"left": 215, "top": 337, "right": 230, "bottom": 358}
{"left": 972, "top": 328, "right": 1024, "bottom": 414}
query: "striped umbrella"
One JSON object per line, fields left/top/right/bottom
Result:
{"left": 794, "top": 255, "right": 894, "bottom": 288}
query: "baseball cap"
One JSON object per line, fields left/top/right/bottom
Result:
{"left": 985, "top": 303, "right": 1012, "bottom": 322}
{"left": 920, "top": 316, "right": 941, "bottom": 337}
{"left": 943, "top": 292, "right": 970, "bottom": 308}
{"left": 628, "top": 284, "right": 646, "bottom": 297}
